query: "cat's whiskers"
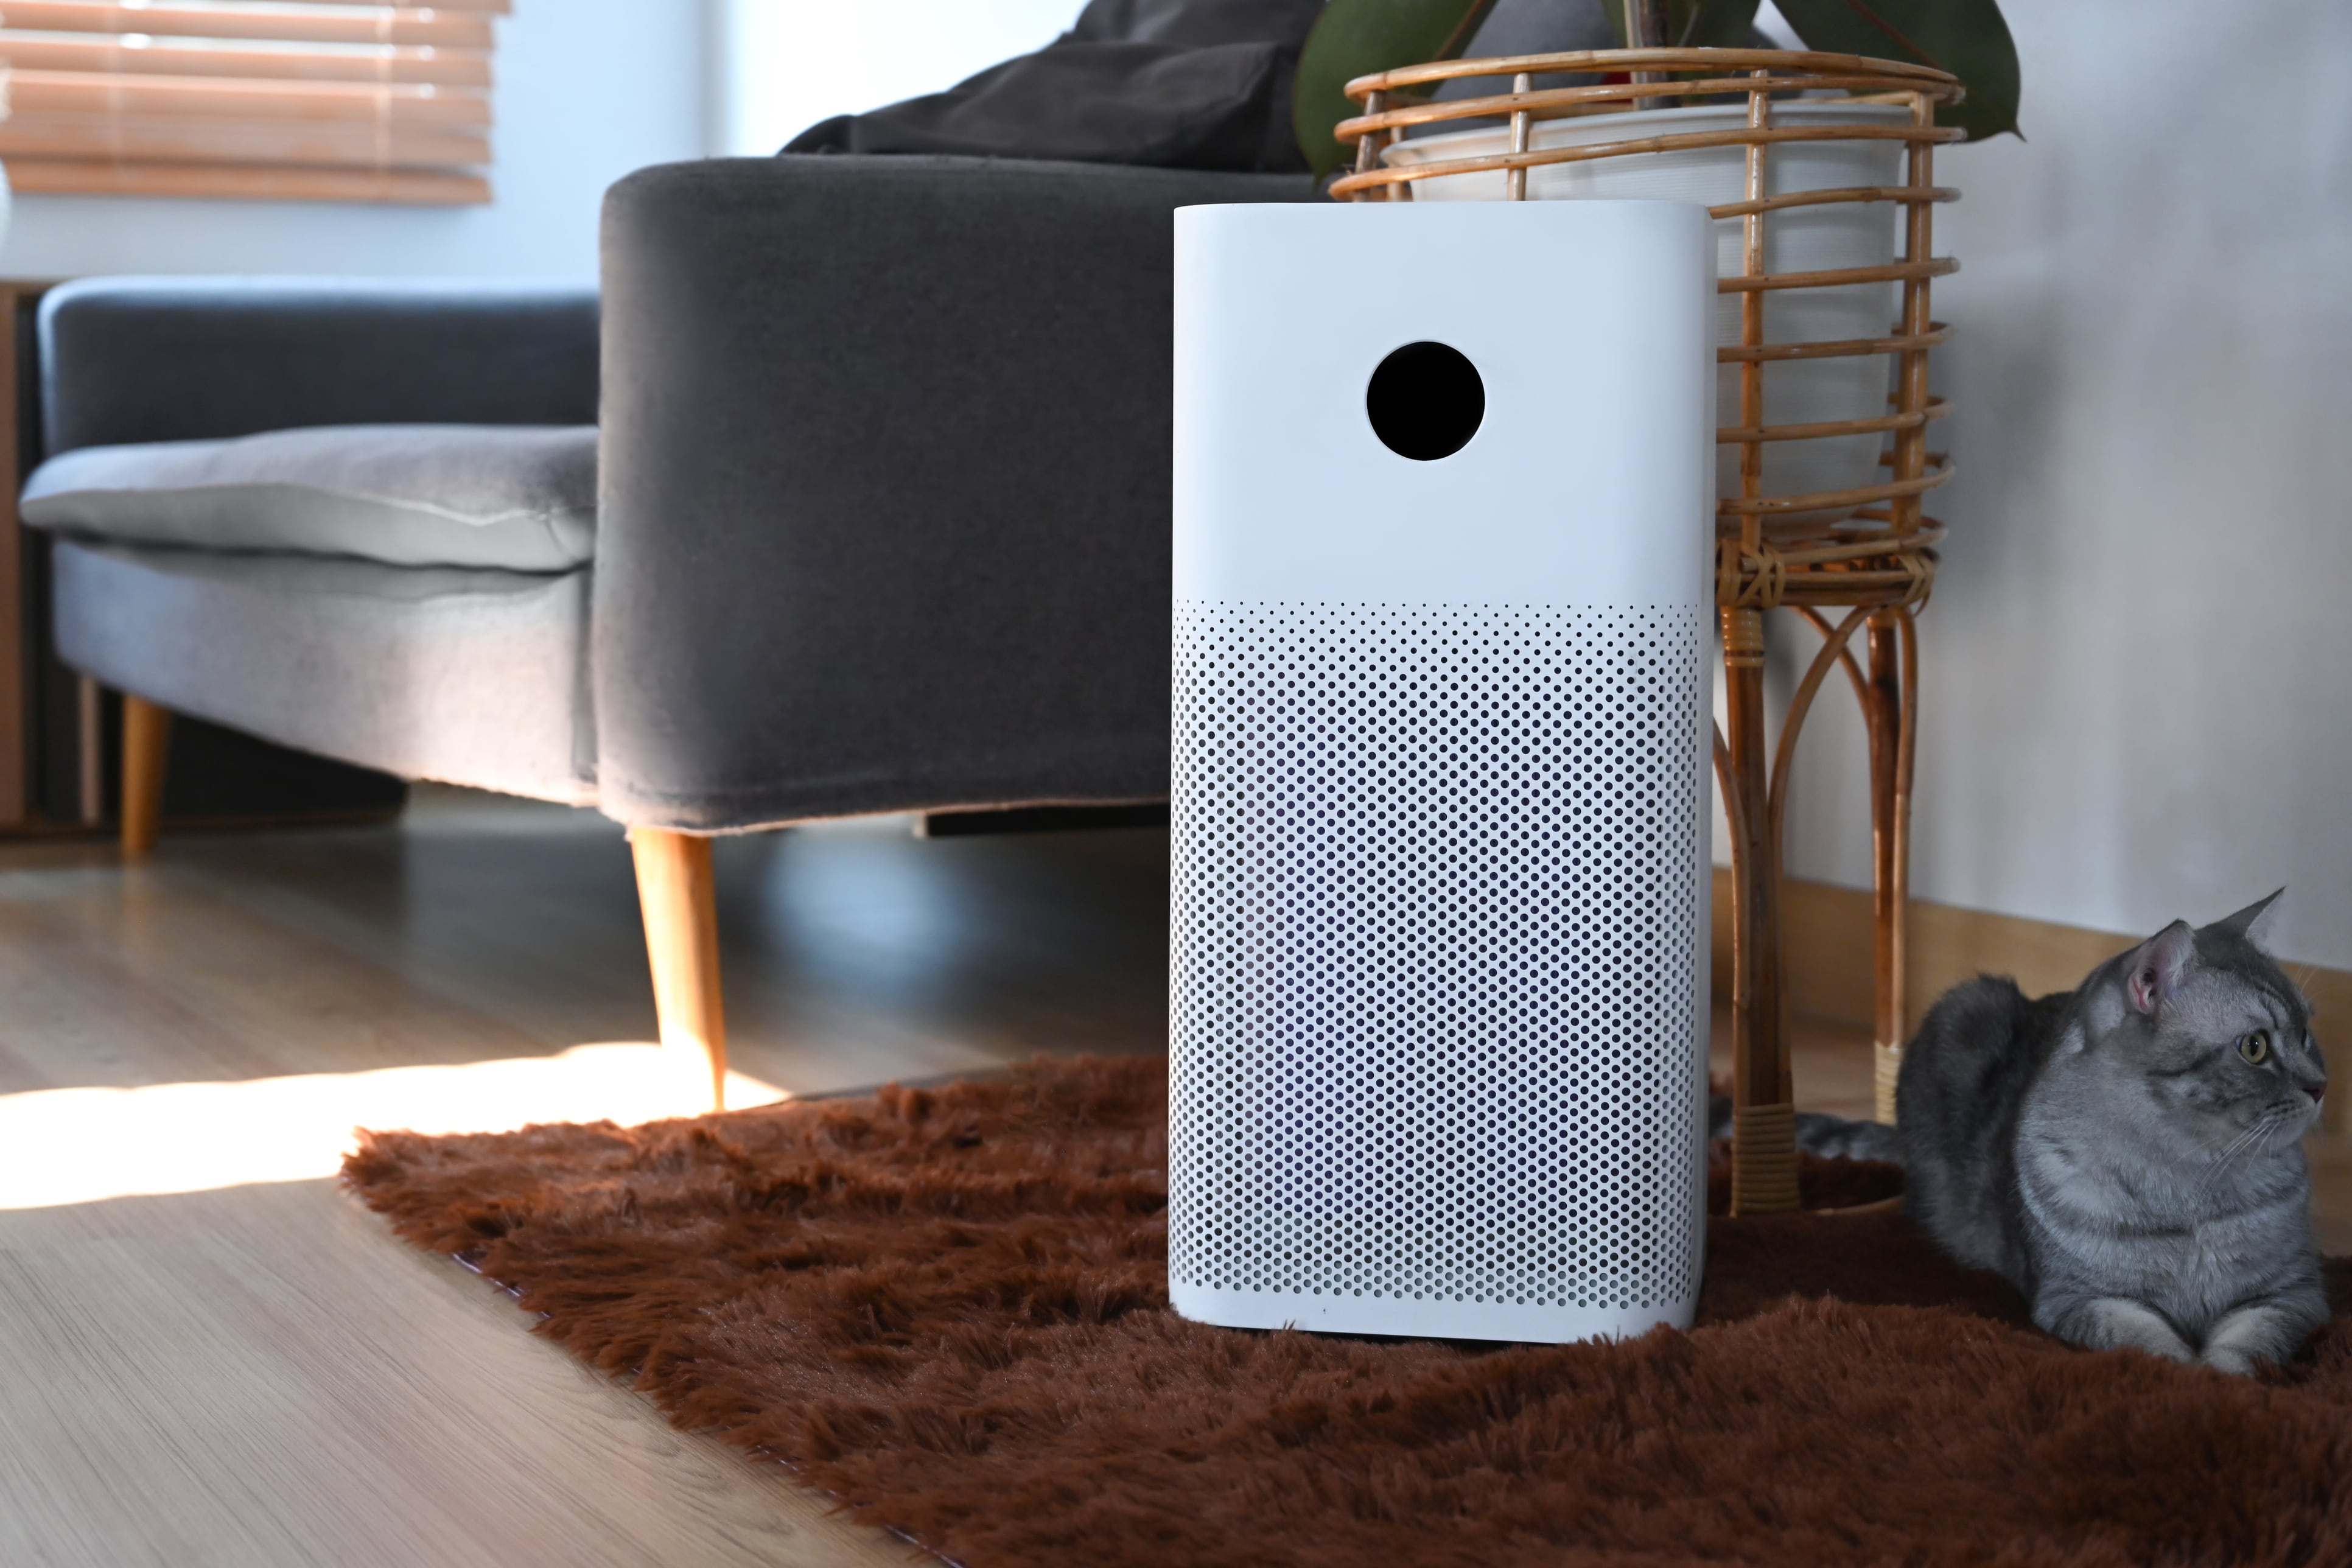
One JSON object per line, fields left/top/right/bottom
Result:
{"left": 2194, "top": 1119, "right": 2257, "bottom": 1157}
{"left": 2195, "top": 1120, "right": 2267, "bottom": 1198}
{"left": 2254, "top": 1101, "right": 2305, "bottom": 1154}
{"left": 2196, "top": 1107, "right": 2292, "bottom": 1202}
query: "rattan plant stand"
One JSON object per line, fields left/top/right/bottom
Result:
{"left": 1330, "top": 49, "right": 1964, "bottom": 1213}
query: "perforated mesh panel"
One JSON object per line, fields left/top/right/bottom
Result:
{"left": 1169, "top": 601, "right": 1703, "bottom": 1315}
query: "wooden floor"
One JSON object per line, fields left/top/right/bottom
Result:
{"left": 0, "top": 789, "right": 1174, "bottom": 1568}
{"left": 2, "top": 788, "right": 2347, "bottom": 1565}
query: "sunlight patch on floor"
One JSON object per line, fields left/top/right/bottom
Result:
{"left": 0, "top": 1045, "right": 788, "bottom": 1211}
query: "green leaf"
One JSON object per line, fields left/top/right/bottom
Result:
{"left": 1292, "top": 0, "right": 1499, "bottom": 180}
{"left": 1771, "top": 0, "right": 2021, "bottom": 140}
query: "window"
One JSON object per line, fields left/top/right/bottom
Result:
{"left": 0, "top": 2, "right": 507, "bottom": 205}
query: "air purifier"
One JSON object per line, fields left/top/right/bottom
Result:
{"left": 1168, "top": 200, "right": 1714, "bottom": 1345}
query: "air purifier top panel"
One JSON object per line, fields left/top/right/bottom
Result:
{"left": 1173, "top": 200, "right": 1713, "bottom": 608}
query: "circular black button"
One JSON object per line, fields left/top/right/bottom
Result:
{"left": 1365, "top": 340, "right": 1485, "bottom": 461}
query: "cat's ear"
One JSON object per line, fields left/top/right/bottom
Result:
{"left": 2206, "top": 888, "right": 2284, "bottom": 950}
{"left": 2126, "top": 921, "right": 2197, "bottom": 1016}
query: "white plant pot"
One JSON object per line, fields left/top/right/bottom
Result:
{"left": 1385, "top": 101, "right": 1909, "bottom": 514}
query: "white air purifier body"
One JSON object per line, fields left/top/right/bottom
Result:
{"left": 1168, "top": 200, "right": 1714, "bottom": 1345}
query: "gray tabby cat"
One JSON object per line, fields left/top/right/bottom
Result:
{"left": 1899, "top": 891, "right": 2329, "bottom": 1374}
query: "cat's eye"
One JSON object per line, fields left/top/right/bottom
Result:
{"left": 2239, "top": 1031, "right": 2272, "bottom": 1065}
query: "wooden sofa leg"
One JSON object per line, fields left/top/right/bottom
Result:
{"left": 121, "top": 695, "right": 171, "bottom": 860}
{"left": 629, "top": 827, "right": 728, "bottom": 1111}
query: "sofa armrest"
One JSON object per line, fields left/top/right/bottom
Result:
{"left": 38, "top": 278, "right": 600, "bottom": 457}
{"left": 593, "top": 154, "right": 1317, "bottom": 831}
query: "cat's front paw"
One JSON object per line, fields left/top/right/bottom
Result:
{"left": 2198, "top": 1345, "right": 2264, "bottom": 1377}
{"left": 2198, "top": 1299, "right": 2320, "bottom": 1376}
{"left": 2048, "top": 1297, "right": 2197, "bottom": 1362}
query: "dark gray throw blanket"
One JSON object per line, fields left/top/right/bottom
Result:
{"left": 778, "top": 0, "right": 1645, "bottom": 174}
{"left": 783, "top": 0, "right": 1328, "bottom": 173}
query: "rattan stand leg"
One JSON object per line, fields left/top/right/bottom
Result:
{"left": 1721, "top": 600, "right": 1921, "bottom": 1210}
{"left": 1866, "top": 607, "right": 1917, "bottom": 1124}
{"left": 1720, "top": 607, "right": 1799, "bottom": 1214}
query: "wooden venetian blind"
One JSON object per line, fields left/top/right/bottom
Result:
{"left": 0, "top": 1, "right": 508, "bottom": 205}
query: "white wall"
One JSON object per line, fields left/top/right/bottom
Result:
{"left": 714, "top": 0, "right": 1080, "bottom": 157}
{"left": 0, "top": 0, "right": 711, "bottom": 283}
{"left": 1768, "top": 0, "right": 2352, "bottom": 971}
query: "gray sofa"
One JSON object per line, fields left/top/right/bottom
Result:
{"left": 22, "top": 155, "right": 1312, "bottom": 1102}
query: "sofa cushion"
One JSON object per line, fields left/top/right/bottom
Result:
{"left": 22, "top": 423, "right": 597, "bottom": 572}
{"left": 52, "top": 541, "right": 595, "bottom": 805}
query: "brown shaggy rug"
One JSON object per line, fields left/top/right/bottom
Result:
{"left": 345, "top": 1056, "right": 2352, "bottom": 1567}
